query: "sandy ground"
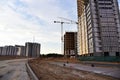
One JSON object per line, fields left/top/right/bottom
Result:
{"left": 0, "top": 56, "right": 27, "bottom": 61}
{"left": 29, "top": 58, "right": 119, "bottom": 80}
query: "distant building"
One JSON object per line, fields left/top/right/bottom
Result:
{"left": 1, "top": 46, "right": 7, "bottom": 55}
{"left": 15, "top": 45, "right": 25, "bottom": 56}
{"left": 0, "top": 42, "right": 41, "bottom": 57}
{"left": 64, "top": 32, "right": 77, "bottom": 57}
{"left": 0, "top": 47, "right": 3, "bottom": 55}
{"left": 25, "top": 42, "right": 40, "bottom": 57}
{"left": 77, "top": 0, "right": 120, "bottom": 56}
{"left": 1, "top": 46, "right": 18, "bottom": 56}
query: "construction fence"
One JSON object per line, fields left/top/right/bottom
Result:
{"left": 78, "top": 56, "right": 120, "bottom": 62}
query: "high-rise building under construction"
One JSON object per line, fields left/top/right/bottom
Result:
{"left": 64, "top": 32, "right": 77, "bottom": 57}
{"left": 77, "top": 0, "right": 120, "bottom": 56}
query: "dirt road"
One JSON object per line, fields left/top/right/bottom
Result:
{"left": 0, "top": 59, "right": 30, "bottom": 80}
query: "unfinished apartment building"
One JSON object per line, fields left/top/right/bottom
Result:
{"left": 64, "top": 32, "right": 77, "bottom": 57}
{"left": 77, "top": 0, "right": 120, "bottom": 56}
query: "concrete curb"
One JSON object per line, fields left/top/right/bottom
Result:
{"left": 26, "top": 63, "right": 39, "bottom": 80}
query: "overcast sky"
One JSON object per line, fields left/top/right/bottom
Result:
{"left": 0, "top": 0, "right": 77, "bottom": 54}
{"left": 0, "top": 0, "right": 120, "bottom": 54}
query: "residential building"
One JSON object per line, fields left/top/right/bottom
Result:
{"left": 25, "top": 42, "right": 40, "bottom": 57}
{"left": 1, "top": 46, "right": 18, "bottom": 56}
{"left": 15, "top": 45, "right": 26, "bottom": 56}
{"left": 77, "top": 0, "right": 120, "bottom": 56}
{"left": 0, "top": 47, "right": 3, "bottom": 55}
{"left": 64, "top": 32, "right": 77, "bottom": 57}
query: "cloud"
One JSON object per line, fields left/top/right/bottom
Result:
{"left": 0, "top": 0, "right": 77, "bottom": 54}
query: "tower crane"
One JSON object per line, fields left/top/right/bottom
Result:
{"left": 58, "top": 17, "right": 78, "bottom": 24}
{"left": 54, "top": 17, "right": 78, "bottom": 54}
{"left": 54, "top": 21, "right": 71, "bottom": 42}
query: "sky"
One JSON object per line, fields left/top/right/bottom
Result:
{"left": 0, "top": 0, "right": 77, "bottom": 54}
{"left": 0, "top": 0, "right": 120, "bottom": 54}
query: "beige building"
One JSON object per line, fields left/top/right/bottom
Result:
{"left": 77, "top": 0, "right": 120, "bottom": 56}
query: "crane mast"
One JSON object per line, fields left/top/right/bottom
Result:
{"left": 54, "top": 17, "right": 78, "bottom": 55}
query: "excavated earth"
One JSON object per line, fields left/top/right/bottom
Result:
{"left": 29, "top": 58, "right": 119, "bottom": 80}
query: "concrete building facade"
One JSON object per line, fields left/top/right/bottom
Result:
{"left": 0, "top": 46, "right": 18, "bottom": 56}
{"left": 77, "top": 0, "right": 120, "bottom": 56}
{"left": 64, "top": 32, "right": 77, "bottom": 57}
{"left": 0, "top": 47, "right": 3, "bottom": 55}
{"left": 0, "top": 42, "right": 41, "bottom": 57}
{"left": 25, "top": 42, "right": 40, "bottom": 57}
{"left": 15, "top": 45, "right": 26, "bottom": 56}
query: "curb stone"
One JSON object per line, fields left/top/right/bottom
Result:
{"left": 26, "top": 63, "right": 39, "bottom": 80}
